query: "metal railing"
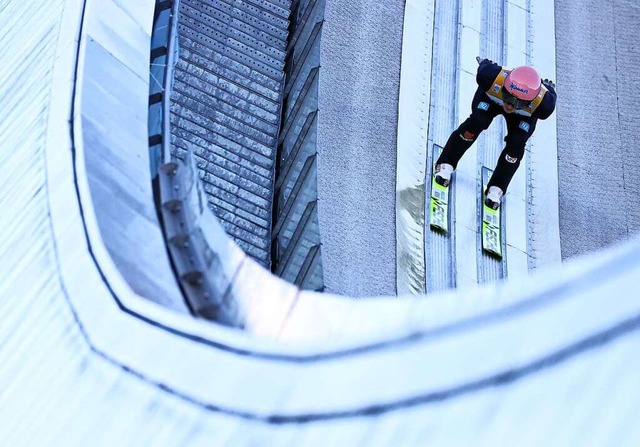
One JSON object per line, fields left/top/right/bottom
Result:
{"left": 149, "top": 0, "right": 241, "bottom": 323}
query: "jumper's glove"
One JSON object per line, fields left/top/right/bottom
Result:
{"left": 542, "top": 78, "right": 556, "bottom": 90}
{"left": 476, "top": 56, "right": 496, "bottom": 66}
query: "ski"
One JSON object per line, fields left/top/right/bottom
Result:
{"left": 482, "top": 200, "right": 502, "bottom": 257}
{"left": 430, "top": 175, "right": 449, "bottom": 232}
{"left": 429, "top": 145, "right": 450, "bottom": 233}
{"left": 481, "top": 167, "right": 503, "bottom": 258}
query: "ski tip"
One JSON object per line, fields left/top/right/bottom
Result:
{"left": 430, "top": 222, "right": 448, "bottom": 234}
{"left": 482, "top": 248, "right": 503, "bottom": 259}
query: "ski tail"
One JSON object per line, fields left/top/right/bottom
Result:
{"left": 481, "top": 167, "right": 503, "bottom": 258}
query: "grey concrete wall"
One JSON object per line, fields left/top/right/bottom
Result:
{"left": 555, "top": 0, "right": 640, "bottom": 259}
{"left": 316, "top": 0, "right": 404, "bottom": 296}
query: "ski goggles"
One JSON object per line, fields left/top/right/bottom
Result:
{"left": 501, "top": 86, "right": 530, "bottom": 109}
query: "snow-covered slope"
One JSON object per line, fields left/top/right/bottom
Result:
{"left": 1, "top": 0, "right": 640, "bottom": 445}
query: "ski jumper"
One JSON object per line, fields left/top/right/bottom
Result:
{"left": 436, "top": 60, "right": 557, "bottom": 193}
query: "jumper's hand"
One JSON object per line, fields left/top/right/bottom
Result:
{"left": 476, "top": 56, "right": 494, "bottom": 65}
{"left": 542, "top": 78, "right": 556, "bottom": 90}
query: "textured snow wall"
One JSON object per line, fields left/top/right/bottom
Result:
{"left": 555, "top": 0, "right": 640, "bottom": 258}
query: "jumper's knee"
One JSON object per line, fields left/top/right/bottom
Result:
{"left": 504, "top": 131, "right": 530, "bottom": 151}
{"left": 458, "top": 114, "right": 492, "bottom": 142}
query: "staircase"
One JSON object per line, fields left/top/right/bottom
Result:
{"left": 170, "top": 0, "right": 291, "bottom": 267}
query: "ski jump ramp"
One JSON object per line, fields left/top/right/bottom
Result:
{"left": 396, "top": 0, "right": 560, "bottom": 295}
{"left": 2, "top": 0, "right": 640, "bottom": 445}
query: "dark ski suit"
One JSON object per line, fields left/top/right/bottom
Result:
{"left": 436, "top": 60, "right": 557, "bottom": 193}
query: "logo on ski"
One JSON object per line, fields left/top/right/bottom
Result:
{"left": 481, "top": 167, "right": 503, "bottom": 258}
{"left": 429, "top": 145, "right": 450, "bottom": 233}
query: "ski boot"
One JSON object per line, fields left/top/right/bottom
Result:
{"left": 434, "top": 163, "right": 454, "bottom": 187}
{"left": 484, "top": 186, "right": 504, "bottom": 210}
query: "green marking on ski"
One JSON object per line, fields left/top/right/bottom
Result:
{"left": 430, "top": 175, "right": 449, "bottom": 233}
{"left": 482, "top": 201, "right": 502, "bottom": 258}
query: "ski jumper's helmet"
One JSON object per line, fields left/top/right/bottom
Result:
{"left": 504, "top": 66, "right": 541, "bottom": 101}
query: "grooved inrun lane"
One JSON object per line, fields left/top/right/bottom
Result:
{"left": 476, "top": 0, "right": 507, "bottom": 284}
{"left": 425, "top": 0, "right": 459, "bottom": 293}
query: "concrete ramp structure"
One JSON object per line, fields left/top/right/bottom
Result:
{"left": 396, "top": 0, "right": 560, "bottom": 295}
{"left": 2, "top": 0, "right": 640, "bottom": 445}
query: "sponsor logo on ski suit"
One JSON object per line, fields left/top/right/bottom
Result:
{"left": 485, "top": 69, "right": 547, "bottom": 117}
